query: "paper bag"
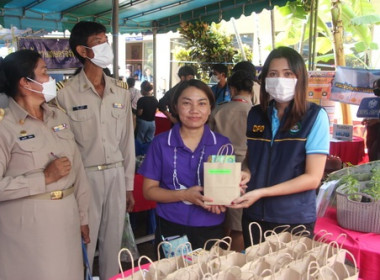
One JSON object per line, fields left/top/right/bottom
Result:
{"left": 204, "top": 161, "right": 241, "bottom": 205}
{"left": 204, "top": 144, "right": 241, "bottom": 205}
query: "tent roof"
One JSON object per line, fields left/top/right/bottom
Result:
{"left": 0, "top": 0, "right": 293, "bottom": 34}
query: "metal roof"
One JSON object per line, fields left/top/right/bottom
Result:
{"left": 0, "top": 0, "right": 293, "bottom": 34}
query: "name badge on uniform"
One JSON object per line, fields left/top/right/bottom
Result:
{"left": 19, "top": 134, "right": 35, "bottom": 141}
{"left": 113, "top": 103, "right": 124, "bottom": 109}
{"left": 52, "top": 123, "right": 68, "bottom": 132}
{"left": 73, "top": 105, "right": 88, "bottom": 111}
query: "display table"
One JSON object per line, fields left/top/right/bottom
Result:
{"left": 329, "top": 136, "right": 365, "bottom": 165}
{"left": 315, "top": 207, "right": 380, "bottom": 280}
{"left": 132, "top": 174, "right": 156, "bottom": 213}
{"left": 155, "top": 111, "right": 171, "bottom": 136}
{"left": 109, "top": 263, "right": 150, "bottom": 280}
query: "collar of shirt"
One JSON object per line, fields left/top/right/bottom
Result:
{"left": 8, "top": 98, "right": 55, "bottom": 123}
{"left": 78, "top": 69, "right": 116, "bottom": 96}
{"left": 167, "top": 123, "right": 217, "bottom": 148}
{"left": 232, "top": 95, "right": 252, "bottom": 105}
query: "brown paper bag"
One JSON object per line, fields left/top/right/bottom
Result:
{"left": 117, "top": 249, "right": 157, "bottom": 280}
{"left": 204, "top": 161, "right": 241, "bottom": 205}
{"left": 245, "top": 222, "right": 273, "bottom": 262}
{"left": 204, "top": 144, "right": 241, "bottom": 205}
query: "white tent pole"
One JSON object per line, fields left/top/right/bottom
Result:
{"left": 231, "top": 17, "right": 246, "bottom": 61}
{"left": 112, "top": 0, "right": 119, "bottom": 79}
{"left": 153, "top": 21, "right": 158, "bottom": 97}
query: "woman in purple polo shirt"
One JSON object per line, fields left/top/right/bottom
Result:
{"left": 139, "top": 79, "right": 247, "bottom": 251}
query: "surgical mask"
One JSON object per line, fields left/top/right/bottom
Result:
{"left": 210, "top": 74, "right": 220, "bottom": 84}
{"left": 26, "top": 77, "right": 57, "bottom": 102}
{"left": 265, "top": 77, "right": 297, "bottom": 103}
{"left": 84, "top": 42, "right": 114, "bottom": 68}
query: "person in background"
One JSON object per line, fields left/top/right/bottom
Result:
{"left": 230, "top": 47, "right": 330, "bottom": 247}
{"left": 0, "top": 49, "right": 90, "bottom": 280}
{"left": 208, "top": 70, "right": 255, "bottom": 252}
{"left": 232, "top": 61, "right": 259, "bottom": 104}
{"left": 210, "top": 64, "right": 231, "bottom": 105}
{"left": 56, "top": 21, "right": 136, "bottom": 280}
{"left": 158, "top": 65, "right": 195, "bottom": 124}
{"left": 136, "top": 81, "right": 158, "bottom": 144}
{"left": 125, "top": 68, "right": 131, "bottom": 79}
{"left": 127, "top": 77, "right": 142, "bottom": 129}
{"left": 134, "top": 64, "right": 142, "bottom": 80}
{"left": 362, "top": 78, "right": 380, "bottom": 161}
{"left": 133, "top": 73, "right": 141, "bottom": 89}
{"left": 141, "top": 67, "right": 153, "bottom": 83}
{"left": 139, "top": 79, "right": 249, "bottom": 250}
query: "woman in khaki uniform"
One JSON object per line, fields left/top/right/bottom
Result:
{"left": 0, "top": 49, "right": 90, "bottom": 280}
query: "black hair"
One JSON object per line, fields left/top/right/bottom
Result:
{"left": 177, "top": 65, "right": 195, "bottom": 78}
{"left": 140, "top": 81, "right": 153, "bottom": 93}
{"left": 212, "top": 64, "right": 228, "bottom": 76}
{"left": 0, "top": 49, "right": 41, "bottom": 98}
{"left": 170, "top": 79, "right": 215, "bottom": 121}
{"left": 69, "top": 21, "right": 107, "bottom": 64}
{"left": 259, "top": 46, "right": 308, "bottom": 131}
{"left": 232, "top": 61, "right": 256, "bottom": 81}
{"left": 127, "top": 77, "right": 135, "bottom": 88}
{"left": 228, "top": 70, "right": 254, "bottom": 93}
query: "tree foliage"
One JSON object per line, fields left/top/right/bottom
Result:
{"left": 174, "top": 21, "right": 252, "bottom": 81}
{"left": 274, "top": 0, "right": 379, "bottom": 68}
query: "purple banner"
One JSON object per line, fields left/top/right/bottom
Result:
{"left": 18, "top": 38, "right": 82, "bottom": 69}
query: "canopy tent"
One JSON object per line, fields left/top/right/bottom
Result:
{"left": 0, "top": 0, "right": 292, "bottom": 34}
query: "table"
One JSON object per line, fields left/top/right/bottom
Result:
{"left": 315, "top": 207, "right": 380, "bottom": 280}
{"left": 109, "top": 263, "right": 150, "bottom": 280}
{"left": 132, "top": 174, "right": 156, "bottom": 213}
{"left": 155, "top": 111, "right": 171, "bottom": 136}
{"left": 329, "top": 136, "right": 365, "bottom": 165}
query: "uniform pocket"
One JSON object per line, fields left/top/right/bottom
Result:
{"left": 68, "top": 109, "right": 95, "bottom": 143}
{"left": 111, "top": 108, "right": 127, "bottom": 140}
{"left": 16, "top": 128, "right": 47, "bottom": 169}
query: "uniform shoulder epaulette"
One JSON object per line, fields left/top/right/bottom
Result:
{"left": 48, "top": 98, "right": 67, "bottom": 114}
{"left": 115, "top": 79, "right": 129, "bottom": 90}
{"left": 0, "top": 108, "right": 5, "bottom": 122}
{"left": 56, "top": 80, "right": 67, "bottom": 91}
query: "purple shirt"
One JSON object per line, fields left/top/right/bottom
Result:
{"left": 138, "top": 123, "right": 230, "bottom": 226}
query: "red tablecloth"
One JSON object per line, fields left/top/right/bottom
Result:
{"left": 109, "top": 263, "right": 150, "bottom": 280}
{"left": 329, "top": 136, "right": 365, "bottom": 165}
{"left": 132, "top": 174, "right": 156, "bottom": 212}
{"left": 155, "top": 111, "right": 171, "bottom": 136}
{"left": 315, "top": 207, "right": 380, "bottom": 280}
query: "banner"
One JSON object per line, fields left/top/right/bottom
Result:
{"left": 330, "top": 66, "right": 380, "bottom": 105}
{"left": 307, "top": 71, "right": 336, "bottom": 125}
{"left": 18, "top": 38, "right": 81, "bottom": 69}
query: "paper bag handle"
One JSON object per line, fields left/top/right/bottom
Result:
{"left": 118, "top": 248, "right": 135, "bottom": 280}
{"left": 217, "top": 143, "right": 234, "bottom": 156}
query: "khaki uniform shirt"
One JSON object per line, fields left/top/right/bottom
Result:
{"left": 0, "top": 98, "right": 90, "bottom": 225}
{"left": 209, "top": 95, "right": 253, "bottom": 162}
{"left": 56, "top": 70, "right": 135, "bottom": 191}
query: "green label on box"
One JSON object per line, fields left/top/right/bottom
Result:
{"left": 208, "top": 169, "right": 232, "bottom": 174}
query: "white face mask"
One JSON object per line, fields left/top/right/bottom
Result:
{"left": 84, "top": 42, "right": 114, "bottom": 68}
{"left": 210, "top": 74, "right": 220, "bottom": 84}
{"left": 26, "top": 77, "right": 57, "bottom": 102}
{"left": 265, "top": 77, "right": 298, "bottom": 103}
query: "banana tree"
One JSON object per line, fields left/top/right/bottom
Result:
{"left": 274, "top": 0, "right": 379, "bottom": 69}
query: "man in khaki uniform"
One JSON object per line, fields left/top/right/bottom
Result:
{"left": 56, "top": 21, "right": 135, "bottom": 280}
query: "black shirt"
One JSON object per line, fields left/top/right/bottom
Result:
{"left": 137, "top": 96, "right": 159, "bottom": 121}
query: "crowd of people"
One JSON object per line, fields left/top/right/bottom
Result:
{"left": 0, "top": 19, "right": 336, "bottom": 280}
